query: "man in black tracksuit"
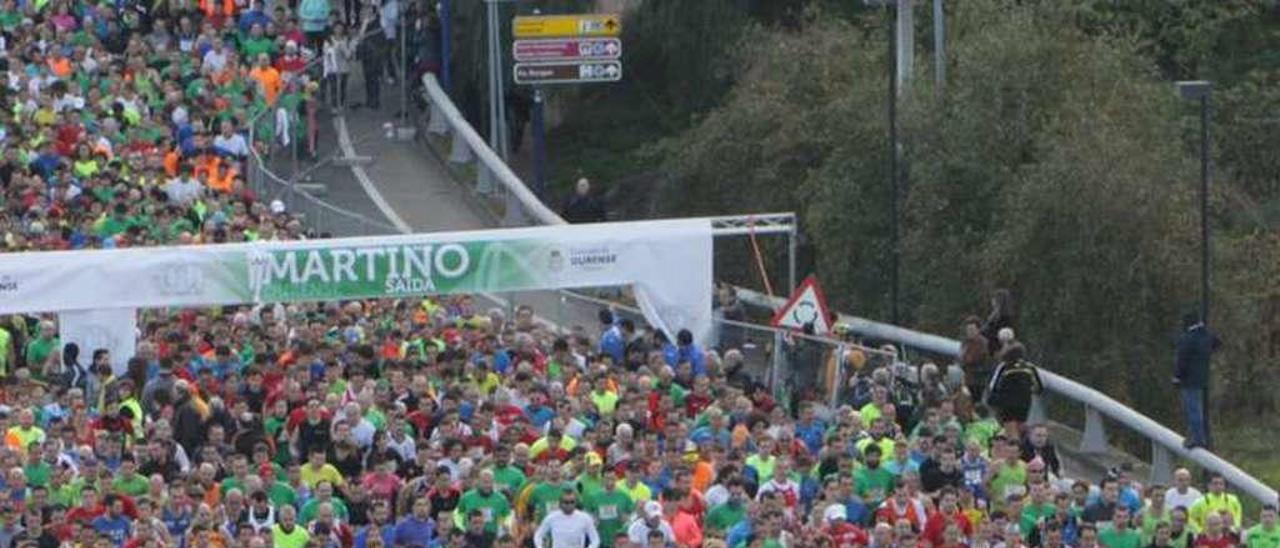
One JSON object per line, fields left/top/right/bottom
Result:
{"left": 987, "top": 342, "right": 1043, "bottom": 428}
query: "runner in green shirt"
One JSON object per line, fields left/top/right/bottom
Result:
{"left": 854, "top": 445, "right": 895, "bottom": 506}
{"left": 454, "top": 470, "right": 511, "bottom": 535}
{"left": 24, "top": 321, "right": 58, "bottom": 371}
{"left": 1097, "top": 507, "right": 1142, "bottom": 548}
{"left": 704, "top": 478, "right": 748, "bottom": 535}
{"left": 583, "top": 468, "right": 633, "bottom": 547}
{"left": 1247, "top": 505, "right": 1280, "bottom": 548}
{"left": 110, "top": 455, "right": 149, "bottom": 497}
{"left": 491, "top": 446, "right": 527, "bottom": 498}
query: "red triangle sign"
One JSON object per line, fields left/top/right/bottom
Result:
{"left": 769, "top": 275, "right": 833, "bottom": 334}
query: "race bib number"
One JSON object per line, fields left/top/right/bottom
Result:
{"left": 965, "top": 469, "right": 983, "bottom": 484}
{"left": 599, "top": 505, "right": 617, "bottom": 520}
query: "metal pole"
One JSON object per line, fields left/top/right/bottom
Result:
{"left": 399, "top": 0, "right": 408, "bottom": 123}
{"left": 485, "top": 0, "right": 500, "bottom": 157}
{"left": 494, "top": 5, "right": 509, "bottom": 163}
{"left": 787, "top": 228, "right": 797, "bottom": 295}
{"left": 1199, "top": 94, "right": 1210, "bottom": 325}
{"left": 439, "top": 0, "right": 451, "bottom": 93}
{"left": 933, "top": 0, "right": 944, "bottom": 90}
{"left": 887, "top": 4, "right": 901, "bottom": 325}
{"left": 531, "top": 87, "right": 546, "bottom": 200}
{"left": 1199, "top": 93, "right": 1212, "bottom": 450}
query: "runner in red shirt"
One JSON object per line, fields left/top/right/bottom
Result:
{"left": 824, "top": 504, "right": 871, "bottom": 547}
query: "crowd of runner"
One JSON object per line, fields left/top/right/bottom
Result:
{"left": 0, "top": 0, "right": 1274, "bottom": 547}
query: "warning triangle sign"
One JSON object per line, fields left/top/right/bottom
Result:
{"left": 770, "top": 275, "right": 833, "bottom": 334}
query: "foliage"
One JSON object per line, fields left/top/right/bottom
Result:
{"left": 651, "top": 0, "right": 1280, "bottom": 429}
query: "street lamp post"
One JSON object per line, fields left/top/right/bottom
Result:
{"left": 863, "top": 0, "right": 903, "bottom": 325}
{"left": 1176, "top": 80, "right": 1212, "bottom": 325}
{"left": 1177, "top": 79, "right": 1213, "bottom": 449}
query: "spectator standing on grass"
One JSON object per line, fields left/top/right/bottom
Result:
{"left": 1173, "top": 311, "right": 1220, "bottom": 449}
{"left": 563, "top": 178, "right": 607, "bottom": 224}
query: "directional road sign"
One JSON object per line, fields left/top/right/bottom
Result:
{"left": 514, "top": 61, "right": 622, "bottom": 85}
{"left": 513, "top": 14, "right": 621, "bottom": 38}
{"left": 513, "top": 38, "right": 622, "bottom": 62}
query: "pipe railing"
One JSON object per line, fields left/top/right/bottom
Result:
{"left": 733, "top": 287, "right": 1279, "bottom": 506}
{"left": 419, "top": 70, "right": 1277, "bottom": 508}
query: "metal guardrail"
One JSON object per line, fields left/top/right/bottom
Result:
{"left": 242, "top": 27, "right": 401, "bottom": 238}
{"left": 418, "top": 71, "right": 1278, "bottom": 507}
{"left": 733, "top": 287, "right": 1279, "bottom": 506}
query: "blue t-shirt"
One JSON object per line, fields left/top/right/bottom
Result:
{"left": 92, "top": 515, "right": 132, "bottom": 546}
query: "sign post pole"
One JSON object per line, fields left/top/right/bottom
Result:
{"left": 532, "top": 87, "right": 547, "bottom": 199}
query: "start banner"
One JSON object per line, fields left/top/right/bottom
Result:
{"left": 0, "top": 219, "right": 713, "bottom": 342}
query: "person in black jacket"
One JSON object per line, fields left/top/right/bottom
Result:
{"left": 1173, "top": 312, "right": 1221, "bottom": 449}
{"left": 986, "top": 343, "right": 1043, "bottom": 429}
{"left": 562, "top": 178, "right": 606, "bottom": 223}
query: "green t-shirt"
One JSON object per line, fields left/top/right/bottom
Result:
{"left": 966, "top": 418, "right": 1001, "bottom": 448}
{"left": 705, "top": 501, "right": 746, "bottom": 533}
{"left": 1021, "top": 503, "right": 1056, "bottom": 538}
{"left": 24, "top": 462, "right": 52, "bottom": 488}
{"left": 1098, "top": 527, "right": 1142, "bottom": 548}
{"left": 1248, "top": 524, "right": 1280, "bottom": 548}
{"left": 1140, "top": 510, "right": 1169, "bottom": 542}
{"left": 988, "top": 460, "right": 1027, "bottom": 507}
{"left": 493, "top": 465, "right": 526, "bottom": 497}
{"left": 576, "top": 473, "right": 605, "bottom": 502}
{"left": 854, "top": 466, "right": 895, "bottom": 506}
{"left": 745, "top": 454, "right": 776, "bottom": 481}
{"left": 528, "top": 482, "right": 567, "bottom": 524}
{"left": 112, "top": 473, "right": 150, "bottom": 497}
{"left": 272, "top": 524, "right": 310, "bottom": 548}
{"left": 241, "top": 36, "right": 277, "bottom": 58}
{"left": 299, "top": 497, "right": 348, "bottom": 524}
{"left": 584, "top": 488, "right": 633, "bottom": 546}
{"left": 267, "top": 481, "right": 297, "bottom": 509}
{"left": 590, "top": 390, "right": 619, "bottom": 415}
{"left": 51, "top": 479, "right": 85, "bottom": 508}
{"left": 25, "top": 337, "right": 58, "bottom": 369}
{"left": 456, "top": 489, "right": 511, "bottom": 534}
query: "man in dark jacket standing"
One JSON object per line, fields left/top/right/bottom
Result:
{"left": 1173, "top": 312, "right": 1221, "bottom": 449}
{"left": 563, "top": 178, "right": 606, "bottom": 223}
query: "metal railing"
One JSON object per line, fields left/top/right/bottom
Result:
{"left": 242, "top": 27, "right": 401, "bottom": 238}
{"left": 417, "top": 72, "right": 1278, "bottom": 507}
{"left": 732, "top": 288, "right": 1279, "bottom": 506}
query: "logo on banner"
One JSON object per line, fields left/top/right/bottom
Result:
{"left": 0, "top": 274, "right": 17, "bottom": 294}
{"left": 154, "top": 263, "right": 204, "bottom": 296}
{"left": 568, "top": 246, "right": 617, "bottom": 271}
{"left": 547, "top": 248, "right": 566, "bottom": 274}
{"left": 770, "top": 275, "right": 833, "bottom": 335}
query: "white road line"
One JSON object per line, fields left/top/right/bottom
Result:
{"left": 332, "top": 114, "right": 565, "bottom": 332}
{"left": 334, "top": 116, "right": 414, "bottom": 234}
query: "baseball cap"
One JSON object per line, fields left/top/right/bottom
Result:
{"left": 643, "top": 501, "right": 662, "bottom": 519}
{"left": 824, "top": 504, "right": 846, "bottom": 522}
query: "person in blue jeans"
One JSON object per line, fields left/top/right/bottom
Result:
{"left": 1173, "top": 312, "right": 1221, "bottom": 449}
